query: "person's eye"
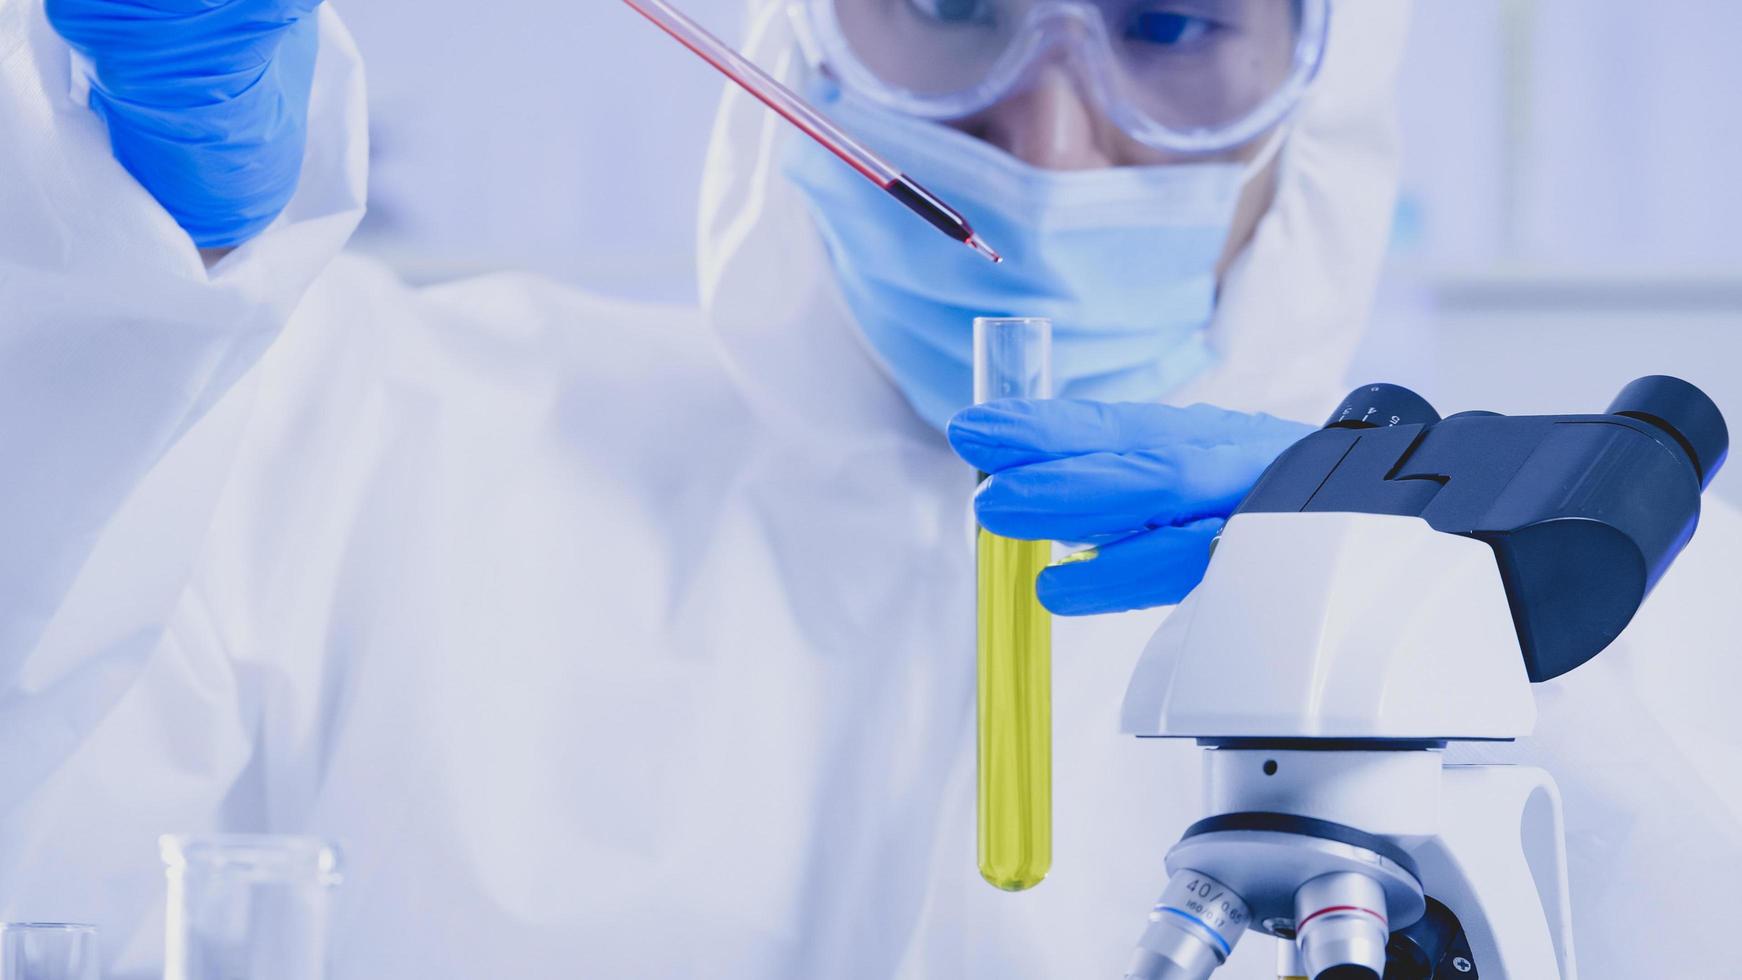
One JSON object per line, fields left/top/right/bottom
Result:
{"left": 905, "top": 0, "right": 996, "bottom": 26}
{"left": 1126, "top": 10, "right": 1216, "bottom": 46}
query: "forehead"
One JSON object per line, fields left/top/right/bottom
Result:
{"left": 831, "top": 0, "right": 1295, "bottom": 20}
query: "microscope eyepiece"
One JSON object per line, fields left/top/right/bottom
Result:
{"left": 1606, "top": 375, "right": 1729, "bottom": 489}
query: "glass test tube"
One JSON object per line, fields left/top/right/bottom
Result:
{"left": 0, "top": 923, "right": 100, "bottom": 980}
{"left": 161, "top": 835, "right": 341, "bottom": 980}
{"left": 973, "top": 316, "right": 1054, "bottom": 892}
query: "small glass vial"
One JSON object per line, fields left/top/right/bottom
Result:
{"left": 161, "top": 835, "right": 340, "bottom": 980}
{"left": 0, "top": 922, "right": 100, "bottom": 980}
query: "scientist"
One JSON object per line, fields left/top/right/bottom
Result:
{"left": 0, "top": 0, "right": 1736, "bottom": 977}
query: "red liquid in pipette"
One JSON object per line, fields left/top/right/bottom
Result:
{"left": 620, "top": 0, "right": 1001, "bottom": 263}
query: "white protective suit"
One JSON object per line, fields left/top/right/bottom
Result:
{"left": 1, "top": 0, "right": 1739, "bottom": 977}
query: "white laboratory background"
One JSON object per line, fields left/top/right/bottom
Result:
{"left": 337, "top": 0, "right": 1742, "bottom": 503}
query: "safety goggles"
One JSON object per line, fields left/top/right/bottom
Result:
{"left": 789, "top": 0, "right": 1329, "bottom": 155}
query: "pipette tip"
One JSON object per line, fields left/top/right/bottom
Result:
{"left": 967, "top": 234, "right": 1003, "bottom": 264}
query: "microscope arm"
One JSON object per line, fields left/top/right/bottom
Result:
{"left": 1410, "top": 766, "right": 1577, "bottom": 980}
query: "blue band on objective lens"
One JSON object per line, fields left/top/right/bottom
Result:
{"left": 1159, "top": 906, "right": 1233, "bottom": 957}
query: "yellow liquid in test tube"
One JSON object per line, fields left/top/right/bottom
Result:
{"left": 972, "top": 315, "right": 1053, "bottom": 892}
{"left": 977, "top": 527, "right": 1053, "bottom": 891}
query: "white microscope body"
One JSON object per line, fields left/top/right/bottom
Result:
{"left": 1114, "top": 378, "right": 1728, "bottom": 980}
{"left": 1121, "top": 512, "right": 1571, "bottom": 979}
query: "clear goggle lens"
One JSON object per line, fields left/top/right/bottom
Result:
{"left": 795, "top": 0, "right": 1329, "bottom": 154}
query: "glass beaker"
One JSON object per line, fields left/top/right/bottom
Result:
{"left": 0, "top": 923, "right": 100, "bottom": 980}
{"left": 160, "top": 835, "right": 340, "bottom": 980}
{"left": 972, "top": 316, "right": 1054, "bottom": 892}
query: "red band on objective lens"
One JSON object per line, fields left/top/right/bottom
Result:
{"left": 1296, "top": 905, "right": 1387, "bottom": 931}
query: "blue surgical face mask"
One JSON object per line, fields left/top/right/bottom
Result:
{"left": 783, "top": 84, "right": 1275, "bottom": 430}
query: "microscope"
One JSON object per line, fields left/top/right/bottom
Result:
{"left": 1118, "top": 377, "right": 1728, "bottom": 980}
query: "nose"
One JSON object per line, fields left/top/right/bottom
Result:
{"left": 966, "top": 63, "right": 1116, "bottom": 171}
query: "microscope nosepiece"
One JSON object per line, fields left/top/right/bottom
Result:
{"left": 1294, "top": 872, "right": 1388, "bottom": 980}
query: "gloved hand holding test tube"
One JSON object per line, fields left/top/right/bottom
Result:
{"left": 619, "top": 0, "right": 1002, "bottom": 263}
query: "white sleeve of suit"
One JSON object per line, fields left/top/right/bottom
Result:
{"left": 0, "top": 2, "right": 368, "bottom": 953}
{"left": 0, "top": 1, "right": 368, "bottom": 685}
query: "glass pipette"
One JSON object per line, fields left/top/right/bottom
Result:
{"left": 620, "top": 0, "right": 1003, "bottom": 263}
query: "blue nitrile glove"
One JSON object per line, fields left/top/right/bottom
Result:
{"left": 47, "top": 0, "right": 324, "bottom": 248}
{"left": 948, "top": 399, "right": 1313, "bottom": 616}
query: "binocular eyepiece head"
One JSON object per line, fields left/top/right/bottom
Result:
{"left": 1322, "top": 375, "right": 1728, "bottom": 490}
{"left": 1244, "top": 374, "right": 1730, "bottom": 681}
